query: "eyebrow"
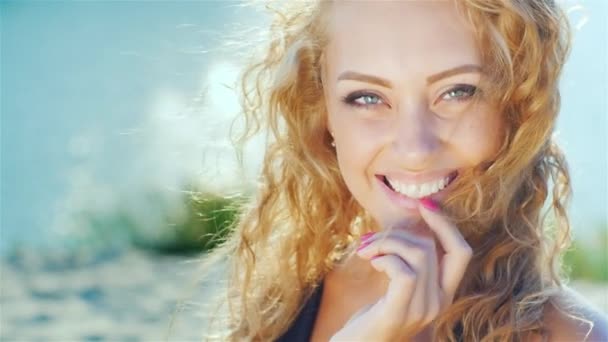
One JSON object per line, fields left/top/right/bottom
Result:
{"left": 337, "top": 64, "right": 483, "bottom": 88}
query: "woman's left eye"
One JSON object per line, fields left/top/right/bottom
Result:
{"left": 341, "top": 91, "right": 386, "bottom": 109}
{"left": 440, "top": 84, "right": 478, "bottom": 102}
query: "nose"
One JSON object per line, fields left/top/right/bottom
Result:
{"left": 391, "top": 104, "right": 441, "bottom": 168}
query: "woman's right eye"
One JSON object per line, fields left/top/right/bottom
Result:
{"left": 341, "top": 91, "right": 386, "bottom": 109}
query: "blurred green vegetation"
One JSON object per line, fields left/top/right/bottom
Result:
{"left": 131, "top": 190, "right": 244, "bottom": 254}
{"left": 563, "top": 224, "right": 608, "bottom": 282}
{"left": 130, "top": 190, "right": 244, "bottom": 255}
{"left": 69, "top": 188, "right": 245, "bottom": 257}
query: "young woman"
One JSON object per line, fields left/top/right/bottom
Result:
{"left": 201, "top": 0, "right": 608, "bottom": 340}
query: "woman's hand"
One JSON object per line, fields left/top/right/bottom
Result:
{"left": 329, "top": 199, "right": 473, "bottom": 342}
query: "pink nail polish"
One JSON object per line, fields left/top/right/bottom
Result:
{"left": 420, "top": 198, "right": 440, "bottom": 211}
{"left": 356, "top": 239, "right": 372, "bottom": 252}
{"left": 360, "top": 232, "right": 375, "bottom": 242}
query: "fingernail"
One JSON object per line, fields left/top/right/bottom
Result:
{"left": 419, "top": 198, "right": 440, "bottom": 211}
{"left": 356, "top": 239, "right": 373, "bottom": 252}
{"left": 360, "top": 232, "right": 375, "bottom": 242}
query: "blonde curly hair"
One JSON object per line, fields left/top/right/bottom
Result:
{"left": 196, "top": 0, "right": 580, "bottom": 340}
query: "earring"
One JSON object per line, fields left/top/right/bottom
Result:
{"left": 331, "top": 140, "right": 336, "bottom": 147}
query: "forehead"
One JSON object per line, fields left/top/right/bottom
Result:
{"left": 325, "top": 1, "right": 480, "bottom": 77}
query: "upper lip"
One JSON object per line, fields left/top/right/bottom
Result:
{"left": 379, "top": 169, "right": 458, "bottom": 185}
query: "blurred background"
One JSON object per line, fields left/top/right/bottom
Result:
{"left": 1, "top": 0, "right": 606, "bottom": 340}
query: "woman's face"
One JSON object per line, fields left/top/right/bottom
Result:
{"left": 322, "top": 0, "right": 503, "bottom": 231}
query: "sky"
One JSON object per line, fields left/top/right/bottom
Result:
{"left": 1, "top": 0, "right": 606, "bottom": 252}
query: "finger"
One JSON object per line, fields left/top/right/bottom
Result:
{"left": 372, "top": 228, "right": 436, "bottom": 247}
{"left": 357, "top": 230, "right": 439, "bottom": 297}
{"left": 418, "top": 199, "right": 473, "bottom": 296}
{"left": 356, "top": 234, "right": 436, "bottom": 275}
{"left": 386, "top": 228, "right": 441, "bottom": 288}
{"left": 368, "top": 254, "right": 417, "bottom": 318}
{"left": 359, "top": 234, "right": 440, "bottom": 324}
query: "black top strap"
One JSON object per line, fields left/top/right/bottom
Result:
{"left": 276, "top": 283, "right": 324, "bottom": 342}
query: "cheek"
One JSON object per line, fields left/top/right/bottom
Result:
{"left": 329, "top": 109, "right": 389, "bottom": 190}
{"left": 451, "top": 110, "right": 503, "bottom": 163}
{"left": 331, "top": 116, "right": 391, "bottom": 221}
{"left": 331, "top": 111, "right": 389, "bottom": 164}
{"left": 334, "top": 119, "right": 377, "bottom": 172}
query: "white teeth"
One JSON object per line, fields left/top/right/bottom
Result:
{"left": 397, "top": 182, "right": 406, "bottom": 194}
{"left": 386, "top": 175, "right": 451, "bottom": 199}
{"left": 406, "top": 184, "right": 416, "bottom": 194}
{"left": 420, "top": 183, "right": 431, "bottom": 195}
{"left": 431, "top": 182, "right": 439, "bottom": 193}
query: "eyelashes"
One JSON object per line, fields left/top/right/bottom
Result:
{"left": 340, "top": 84, "right": 480, "bottom": 109}
{"left": 341, "top": 91, "right": 385, "bottom": 109}
{"left": 439, "top": 84, "right": 478, "bottom": 103}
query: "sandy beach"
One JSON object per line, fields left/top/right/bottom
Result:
{"left": 1, "top": 249, "right": 606, "bottom": 341}
{"left": 1, "top": 249, "right": 225, "bottom": 341}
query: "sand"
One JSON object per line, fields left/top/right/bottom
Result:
{"left": 1, "top": 249, "right": 224, "bottom": 341}
{"left": 1, "top": 249, "right": 606, "bottom": 341}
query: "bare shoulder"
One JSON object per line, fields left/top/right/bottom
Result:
{"left": 540, "top": 285, "right": 608, "bottom": 341}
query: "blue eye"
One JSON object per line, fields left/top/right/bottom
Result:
{"left": 440, "top": 84, "right": 478, "bottom": 102}
{"left": 341, "top": 91, "right": 385, "bottom": 109}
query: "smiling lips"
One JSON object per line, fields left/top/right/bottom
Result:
{"left": 379, "top": 171, "right": 458, "bottom": 199}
